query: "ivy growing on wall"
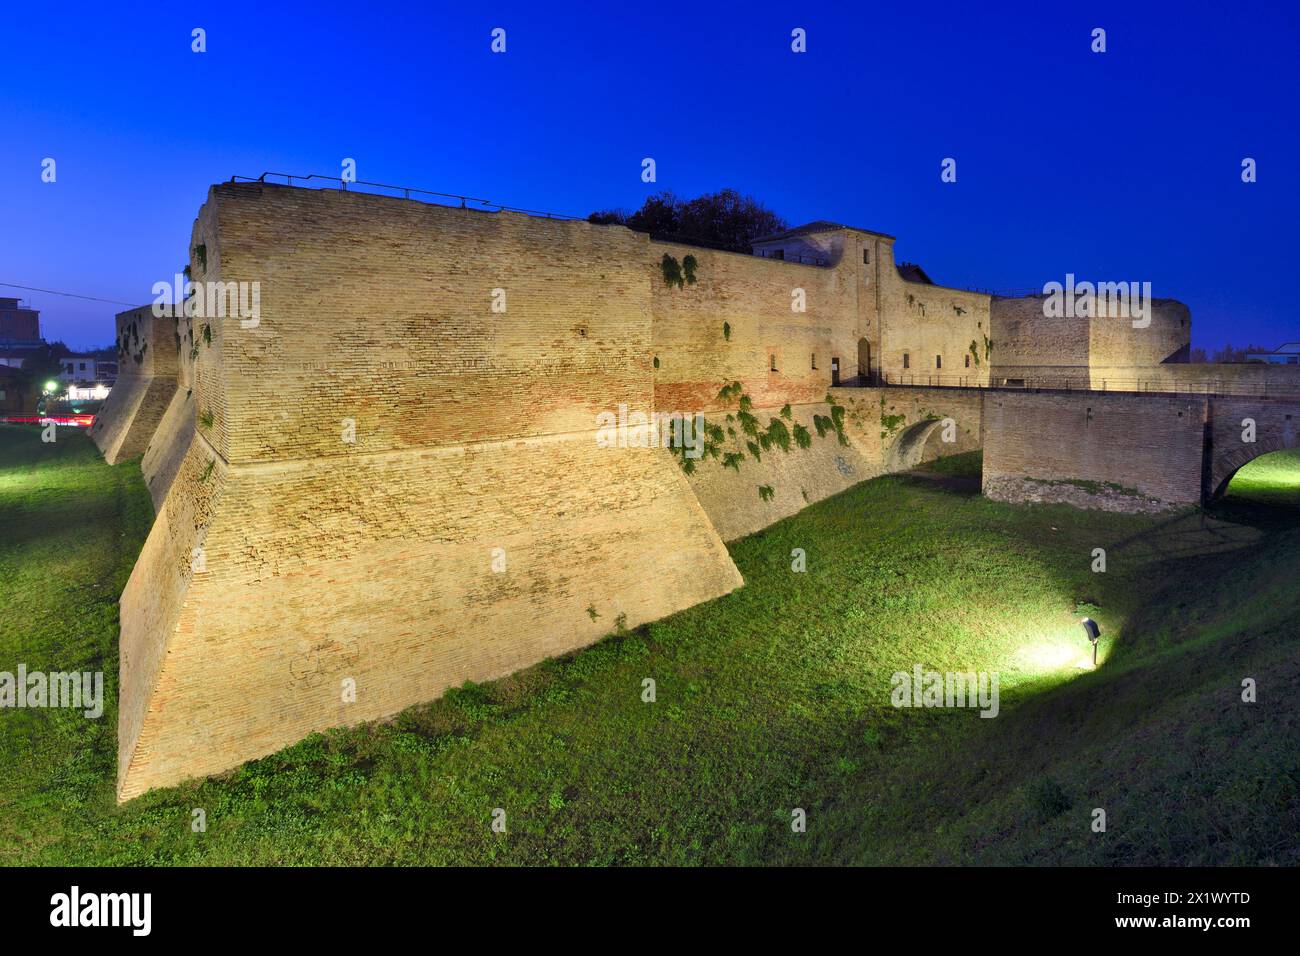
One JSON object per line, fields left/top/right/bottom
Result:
{"left": 661, "top": 254, "right": 683, "bottom": 288}
{"left": 879, "top": 395, "right": 907, "bottom": 439}
{"left": 665, "top": 381, "right": 850, "bottom": 507}
{"left": 661, "top": 253, "right": 699, "bottom": 289}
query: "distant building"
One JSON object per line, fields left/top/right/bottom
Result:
{"left": 1246, "top": 342, "right": 1300, "bottom": 364}
{"left": 0, "top": 296, "right": 41, "bottom": 343}
{"left": 59, "top": 355, "right": 101, "bottom": 384}
{"left": 0, "top": 296, "right": 45, "bottom": 369}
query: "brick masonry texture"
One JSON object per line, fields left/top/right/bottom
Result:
{"left": 982, "top": 391, "right": 1207, "bottom": 509}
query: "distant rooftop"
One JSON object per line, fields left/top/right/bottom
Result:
{"left": 896, "top": 262, "right": 934, "bottom": 285}
{"left": 751, "top": 220, "right": 896, "bottom": 244}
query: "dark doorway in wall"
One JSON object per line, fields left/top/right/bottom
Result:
{"left": 831, "top": 357, "right": 840, "bottom": 386}
{"left": 857, "top": 338, "right": 871, "bottom": 385}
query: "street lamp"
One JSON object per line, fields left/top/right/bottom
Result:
{"left": 1080, "top": 617, "right": 1101, "bottom": 667}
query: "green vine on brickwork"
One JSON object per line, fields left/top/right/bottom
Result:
{"left": 758, "top": 485, "right": 775, "bottom": 502}
{"left": 969, "top": 339, "right": 981, "bottom": 367}
{"left": 766, "top": 417, "right": 791, "bottom": 453}
{"left": 665, "top": 381, "right": 849, "bottom": 497}
{"left": 194, "top": 243, "right": 207, "bottom": 272}
{"left": 198, "top": 410, "right": 214, "bottom": 430}
{"left": 199, "top": 459, "right": 215, "bottom": 483}
{"left": 661, "top": 254, "right": 683, "bottom": 288}
{"left": 814, "top": 394, "right": 847, "bottom": 445}
{"left": 723, "top": 321, "right": 731, "bottom": 341}
{"left": 717, "top": 381, "right": 744, "bottom": 404}
{"left": 661, "top": 253, "right": 700, "bottom": 289}
{"left": 665, "top": 416, "right": 725, "bottom": 476}
{"left": 983, "top": 335, "right": 993, "bottom": 361}
{"left": 880, "top": 395, "right": 907, "bottom": 440}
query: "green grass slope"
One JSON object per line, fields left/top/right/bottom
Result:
{"left": 1, "top": 428, "right": 1296, "bottom": 865}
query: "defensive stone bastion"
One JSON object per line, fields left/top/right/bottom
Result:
{"left": 112, "top": 183, "right": 765, "bottom": 800}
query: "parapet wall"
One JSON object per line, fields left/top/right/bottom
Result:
{"left": 192, "top": 183, "right": 653, "bottom": 464}
{"left": 982, "top": 391, "right": 1206, "bottom": 512}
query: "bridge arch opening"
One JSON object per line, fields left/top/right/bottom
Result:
{"left": 1215, "top": 446, "right": 1300, "bottom": 509}
{"left": 885, "top": 419, "right": 946, "bottom": 472}
{"left": 1212, "top": 432, "right": 1300, "bottom": 500}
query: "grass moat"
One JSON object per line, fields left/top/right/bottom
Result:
{"left": 2, "top": 425, "right": 1297, "bottom": 865}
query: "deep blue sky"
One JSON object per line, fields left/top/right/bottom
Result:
{"left": 2, "top": 1, "right": 1296, "bottom": 350}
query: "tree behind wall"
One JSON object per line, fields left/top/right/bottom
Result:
{"left": 589, "top": 189, "right": 787, "bottom": 254}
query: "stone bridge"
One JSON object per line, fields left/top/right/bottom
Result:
{"left": 957, "top": 384, "right": 1300, "bottom": 512}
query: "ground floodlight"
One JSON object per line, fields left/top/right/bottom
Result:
{"left": 1080, "top": 617, "right": 1101, "bottom": 666}
{"left": 44, "top": 380, "right": 59, "bottom": 393}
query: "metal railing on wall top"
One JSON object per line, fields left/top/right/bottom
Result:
{"left": 228, "top": 172, "right": 585, "bottom": 220}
